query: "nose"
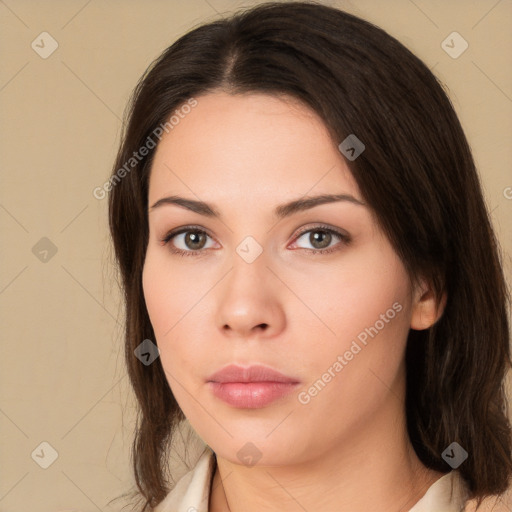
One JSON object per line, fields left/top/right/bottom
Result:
{"left": 215, "top": 249, "right": 286, "bottom": 340}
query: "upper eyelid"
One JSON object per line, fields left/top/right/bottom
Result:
{"left": 163, "top": 225, "right": 217, "bottom": 242}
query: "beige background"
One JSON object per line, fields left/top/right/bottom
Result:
{"left": 1, "top": 0, "right": 511, "bottom": 510}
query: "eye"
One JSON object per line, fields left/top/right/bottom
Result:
{"left": 291, "top": 225, "right": 351, "bottom": 255}
{"left": 160, "top": 226, "right": 217, "bottom": 257}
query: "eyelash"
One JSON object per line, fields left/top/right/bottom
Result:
{"left": 159, "top": 224, "right": 351, "bottom": 258}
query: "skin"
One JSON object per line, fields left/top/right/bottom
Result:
{"left": 142, "top": 91, "right": 446, "bottom": 512}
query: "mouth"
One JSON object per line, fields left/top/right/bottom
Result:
{"left": 206, "top": 364, "right": 301, "bottom": 409}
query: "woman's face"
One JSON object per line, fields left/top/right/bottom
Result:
{"left": 143, "top": 91, "right": 421, "bottom": 466}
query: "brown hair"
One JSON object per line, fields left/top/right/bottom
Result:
{"left": 108, "top": 1, "right": 512, "bottom": 510}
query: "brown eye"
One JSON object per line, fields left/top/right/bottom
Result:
{"left": 309, "top": 230, "right": 332, "bottom": 249}
{"left": 183, "top": 231, "right": 207, "bottom": 250}
{"left": 292, "top": 225, "right": 351, "bottom": 255}
{"left": 161, "top": 227, "right": 216, "bottom": 257}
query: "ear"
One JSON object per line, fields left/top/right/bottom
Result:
{"left": 410, "top": 278, "right": 447, "bottom": 330}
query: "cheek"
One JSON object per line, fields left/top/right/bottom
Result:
{"left": 292, "top": 274, "right": 410, "bottom": 442}
{"left": 142, "top": 256, "right": 172, "bottom": 336}
{"left": 292, "top": 245, "right": 412, "bottom": 397}
{"left": 142, "top": 250, "right": 210, "bottom": 383}
{"left": 142, "top": 253, "right": 188, "bottom": 366}
{"left": 142, "top": 249, "right": 200, "bottom": 337}
{"left": 292, "top": 249, "right": 410, "bottom": 347}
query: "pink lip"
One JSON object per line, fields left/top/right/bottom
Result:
{"left": 207, "top": 364, "right": 300, "bottom": 409}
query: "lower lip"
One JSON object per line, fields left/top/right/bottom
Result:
{"left": 208, "top": 381, "right": 299, "bottom": 408}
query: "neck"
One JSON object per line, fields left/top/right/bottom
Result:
{"left": 209, "top": 372, "right": 445, "bottom": 512}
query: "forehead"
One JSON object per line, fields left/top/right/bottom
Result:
{"left": 148, "top": 91, "right": 360, "bottom": 206}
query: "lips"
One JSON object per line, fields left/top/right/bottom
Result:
{"left": 207, "top": 364, "right": 300, "bottom": 384}
{"left": 207, "top": 364, "right": 300, "bottom": 408}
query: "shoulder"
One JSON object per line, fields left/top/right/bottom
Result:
{"left": 409, "top": 470, "right": 470, "bottom": 512}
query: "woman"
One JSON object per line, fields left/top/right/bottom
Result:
{"left": 108, "top": 2, "right": 512, "bottom": 511}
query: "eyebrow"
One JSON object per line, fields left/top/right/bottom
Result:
{"left": 149, "top": 193, "right": 366, "bottom": 220}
